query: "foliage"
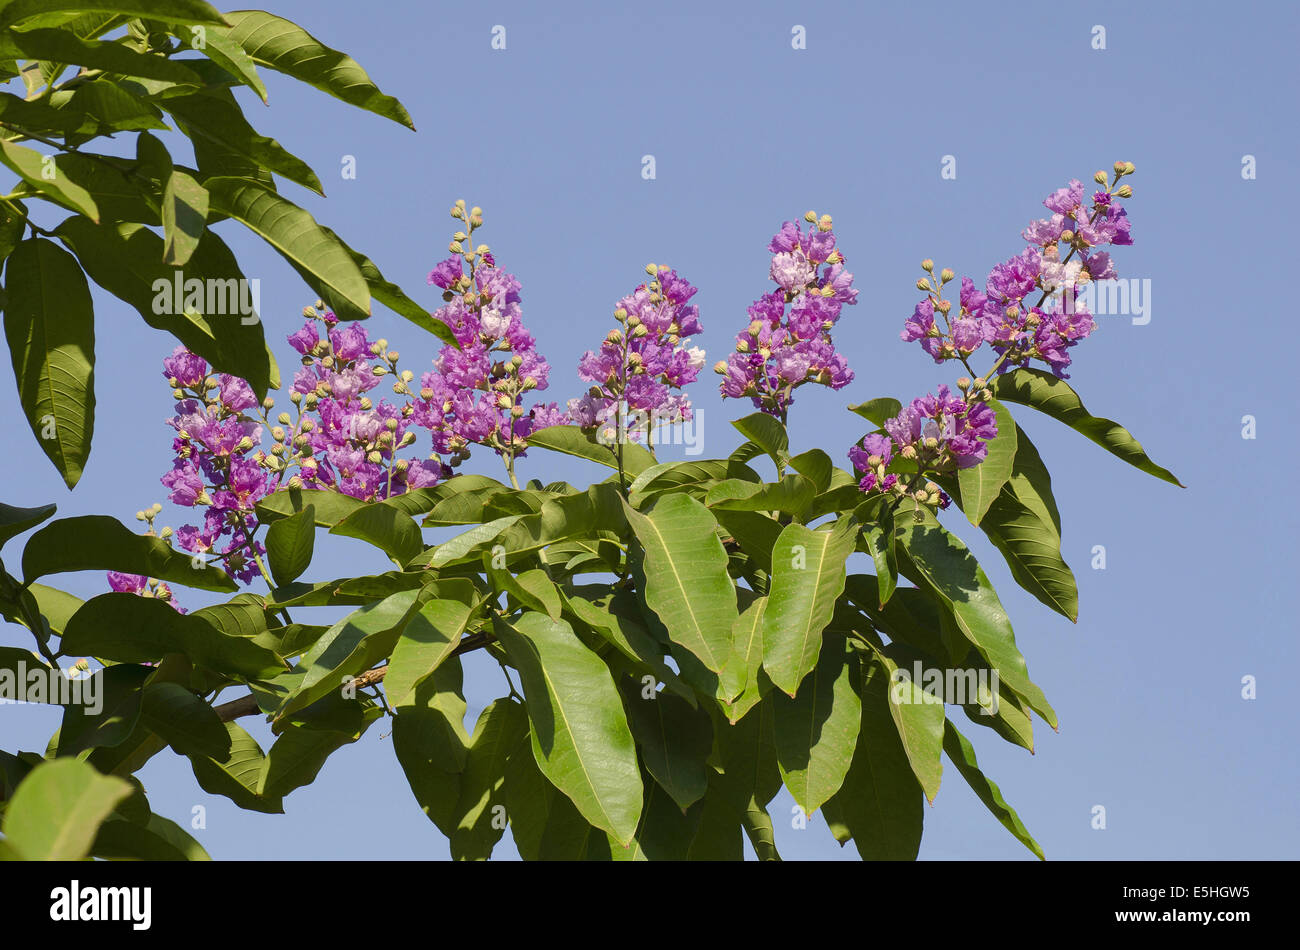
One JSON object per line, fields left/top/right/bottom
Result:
{"left": 0, "top": 9, "right": 1179, "bottom": 861}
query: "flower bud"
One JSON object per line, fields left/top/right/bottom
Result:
{"left": 973, "top": 377, "right": 987, "bottom": 389}
{"left": 1116, "top": 184, "right": 1132, "bottom": 198}
{"left": 1094, "top": 170, "right": 1108, "bottom": 185}
{"left": 510, "top": 404, "right": 524, "bottom": 418}
{"left": 271, "top": 426, "right": 285, "bottom": 441}
{"left": 401, "top": 370, "right": 414, "bottom": 383}
{"left": 956, "top": 376, "right": 971, "bottom": 390}
{"left": 645, "top": 263, "right": 658, "bottom": 276}
{"left": 449, "top": 240, "right": 463, "bottom": 253}
{"left": 522, "top": 376, "right": 538, "bottom": 390}
{"left": 463, "top": 251, "right": 475, "bottom": 263}
{"left": 359, "top": 397, "right": 373, "bottom": 411}
{"left": 398, "top": 431, "right": 416, "bottom": 449}
{"left": 914, "top": 490, "right": 929, "bottom": 503}
{"left": 378, "top": 431, "right": 395, "bottom": 447}
{"left": 804, "top": 210, "right": 817, "bottom": 223}
{"left": 277, "top": 412, "right": 292, "bottom": 425}
{"left": 1113, "top": 160, "right": 1126, "bottom": 173}
{"left": 736, "top": 339, "right": 750, "bottom": 353}
{"left": 633, "top": 324, "right": 648, "bottom": 338}
{"left": 939, "top": 268, "right": 954, "bottom": 283}
{"left": 372, "top": 365, "right": 388, "bottom": 376}
{"left": 300, "top": 419, "right": 315, "bottom": 432}
{"left": 713, "top": 360, "right": 728, "bottom": 374}
{"left": 367, "top": 450, "right": 383, "bottom": 464}
{"left": 923, "top": 436, "right": 939, "bottom": 450}
{"left": 916, "top": 278, "right": 930, "bottom": 291}
{"left": 921, "top": 259, "right": 934, "bottom": 272}
{"left": 476, "top": 244, "right": 489, "bottom": 256}
{"left": 470, "top": 206, "right": 482, "bottom": 217}
{"left": 900, "top": 445, "right": 917, "bottom": 459}
{"left": 135, "top": 510, "right": 146, "bottom": 521}
{"left": 302, "top": 305, "right": 316, "bottom": 318}
{"left": 1123, "top": 161, "right": 1135, "bottom": 175}
{"left": 236, "top": 436, "right": 254, "bottom": 452}
{"left": 172, "top": 388, "right": 184, "bottom": 400}
{"left": 935, "top": 299, "right": 951, "bottom": 315}
{"left": 497, "top": 394, "right": 512, "bottom": 409}
{"left": 290, "top": 391, "right": 302, "bottom": 405}
{"left": 287, "top": 475, "right": 304, "bottom": 490}
{"left": 817, "top": 213, "right": 833, "bottom": 232}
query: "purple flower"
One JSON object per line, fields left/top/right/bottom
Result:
{"left": 427, "top": 256, "right": 464, "bottom": 290}
{"left": 163, "top": 346, "right": 207, "bottom": 389}
{"left": 287, "top": 321, "right": 320, "bottom": 356}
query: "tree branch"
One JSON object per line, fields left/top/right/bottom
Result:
{"left": 215, "top": 631, "right": 496, "bottom": 722}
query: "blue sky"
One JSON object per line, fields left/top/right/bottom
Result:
{"left": 3, "top": 0, "right": 1297, "bottom": 859}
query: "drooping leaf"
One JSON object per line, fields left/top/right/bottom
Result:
{"left": 449, "top": 699, "right": 528, "bottom": 860}
{"left": 493, "top": 612, "right": 642, "bottom": 846}
{"left": 3, "top": 237, "right": 95, "bottom": 487}
{"left": 0, "top": 140, "right": 100, "bottom": 220}
{"left": 956, "top": 398, "right": 1017, "bottom": 525}
{"left": 526, "top": 425, "right": 656, "bottom": 476}
{"left": 622, "top": 493, "right": 737, "bottom": 673}
{"left": 0, "top": 757, "right": 131, "bottom": 859}
{"left": 22, "top": 514, "right": 236, "bottom": 591}
{"left": 384, "top": 599, "right": 471, "bottom": 709}
{"left": 943, "top": 720, "right": 1044, "bottom": 859}
{"left": 761, "top": 518, "right": 858, "bottom": 696}
{"left": 991, "top": 367, "right": 1182, "bottom": 486}
{"left": 264, "top": 504, "right": 315, "bottom": 587}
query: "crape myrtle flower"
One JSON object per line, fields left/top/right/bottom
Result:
{"left": 717, "top": 211, "right": 857, "bottom": 421}
{"left": 412, "top": 201, "right": 562, "bottom": 487}
{"left": 285, "top": 303, "right": 444, "bottom": 502}
{"left": 902, "top": 162, "right": 1136, "bottom": 380}
{"left": 569, "top": 263, "right": 705, "bottom": 445}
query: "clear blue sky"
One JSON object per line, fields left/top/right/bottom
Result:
{"left": 3, "top": 0, "right": 1296, "bottom": 860}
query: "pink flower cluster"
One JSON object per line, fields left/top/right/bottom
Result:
{"left": 718, "top": 213, "right": 858, "bottom": 419}
{"left": 568, "top": 265, "right": 706, "bottom": 442}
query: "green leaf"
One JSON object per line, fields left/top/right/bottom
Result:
{"left": 761, "top": 518, "right": 858, "bottom": 696}
{"left": 526, "top": 425, "right": 656, "bottom": 476}
{"left": 822, "top": 656, "right": 924, "bottom": 859}
{"left": 56, "top": 664, "right": 149, "bottom": 756}
{"left": 188, "top": 721, "right": 282, "bottom": 814}
{"left": 705, "top": 474, "right": 815, "bottom": 517}
{"left": 256, "top": 487, "right": 363, "bottom": 527}
{"left": 92, "top": 814, "right": 211, "bottom": 861}
{"left": 874, "top": 649, "right": 945, "bottom": 803}
{"left": 160, "top": 168, "right": 208, "bottom": 265}
{"left": 943, "top": 720, "right": 1044, "bottom": 859}
{"left": 384, "top": 599, "right": 470, "bottom": 708}
{"left": 991, "top": 367, "right": 1183, "bottom": 486}
{"left": 203, "top": 176, "right": 369, "bottom": 317}
{"left": 60, "top": 81, "right": 167, "bottom": 133}
{"left": 318, "top": 225, "right": 457, "bottom": 345}
{"left": 22, "top": 514, "right": 236, "bottom": 591}
{"left": 222, "top": 10, "right": 414, "bottom": 130}
{"left": 3, "top": 237, "right": 95, "bottom": 488}
{"left": 0, "top": 758, "right": 131, "bottom": 859}
{"left": 171, "top": 24, "right": 266, "bottom": 103}
{"left": 328, "top": 500, "right": 423, "bottom": 565}
{"left": 0, "top": 2, "right": 228, "bottom": 30}
{"left": 0, "top": 500, "right": 55, "bottom": 548}
{"left": 264, "top": 503, "right": 314, "bottom": 586}
{"left": 258, "top": 714, "right": 375, "bottom": 800}
{"left": 449, "top": 698, "right": 528, "bottom": 860}
{"left": 62, "top": 593, "right": 284, "bottom": 679}
{"left": 619, "top": 677, "right": 712, "bottom": 811}
{"left": 493, "top": 612, "right": 642, "bottom": 846}
{"left": 392, "top": 660, "right": 468, "bottom": 837}
{"left": 957, "top": 399, "right": 1017, "bottom": 525}
{"left": 562, "top": 587, "right": 696, "bottom": 707}
{"left": 6, "top": 28, "right": 204, "bottom": 82}
{"left": 277, "top": 590, "right": 422, "bottom": 720}
{"left": 859, "top": 504, "right": 897, "bottom": 606}
{"left": 162, "top": 90, "right": 323, "bottom": 194}
{"left": 138, "top": 681, "right": 230, "bottom": 759}
{"left": 788, "top": 448, "right": 833, "bottom": 492}
{"left": 505, "top": 736, "right": 596, "bottom": 861}
{"left": 0, "top": 139, "right": 97, "bottom": 220}
{"left": 54, "top": 218, "right": 278, "bottom": 399}
{"left": 773, "top": 635, "right": 861, "bottom": 815}
{"left": 622, "top": 493, "right": 737, "bottom": 673}
{"left": 719, "top": 593, "right": 766, "bottom": 718}
{"left": 848, "top": 397, "right": 902, "bottom": 426}
{"left": 730, "top": 412, "right": 789, "bottom": 471}
{"left": 897, "top": 518, "right": 1057, "bottom": 729}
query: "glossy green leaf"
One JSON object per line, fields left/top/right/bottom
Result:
{"left": 54, "top": 218, "right": 278, "bottom": 398}
{"left": 620, "top": 678, "right": 712, "bottom": 810}
{"left": 276, "top": 589, "right": 422, "bottom": 720}
{"left": 622, "top": 493, "right": 737, "bottom": 673}
{"left": 943, "top": 720, "right": 1044, "bottom": 859}
{"left": 773, "top": 635, "right": 861, "bottom": 815}
{"left": 731, "top": 412, "right": 789, "bottom": 471}
{"left": 160, "top": 168, "right": 208, "bottom": 265}
{"left": 761, "top": 518, "right": 858, "bottom": 696}
{"left": 203, "top": 176, "right": 369, "bottom": 317}
{"left": 328, "top": 500, "right": 423, "bottom": 565}
{"left": 6, "top": 29, "right": 204, "bottom": 82}
{"left": 0, "top": 758, "right": 131, "bottom": 859}
{"left": 223, "top": 10, "right": 414, "bottom": 129}
{"left": 957, "top": 398, "right": 1017, "bottom": 525}
{"left": 264, "top": 504, "right": 314, "bottom": 587}
{"left": 0, "top": 140, "right": 99, "bottom": 220}
{"left": 188, "top": 721, "right": 282, "bottom": 814}
{"left": 897, "top": 518, "right": 1057, "bottom": 728}
{"left": 991, "top": 367, "right": 1182, "bottom": 486}
{"left": 62, "top": 593, "right": 283, "bottom": 679}
{"left": 0, "top": 500, "right": 55, "bottom": 548}
{"left": 0, "top": 1, "right": 227, "bottom": 29}
{"left": 494, "top": 612, "right": 642, "bottom": 845}
{"left": 139, "top": 681, "right": 230, "bottom": 759}
{"left": 384, "top": 599, "right": 470, "bottom": 708}
{"left": 449, "top": 698, "right": 528, "bottom": 860}
{"left": 822, "top": 656, "right": 924, "bottom": 859}
{"left": 22, "top": 515, "right": 236, "bottom": 591}
{"left": 848, "top": 397, "right": 902, "bottom": 426}
{"left": 526, "top": 425, "right": 656, "bottom": 476}
{"left": 3, "top": 237, "right": 95, "bottom": 488}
